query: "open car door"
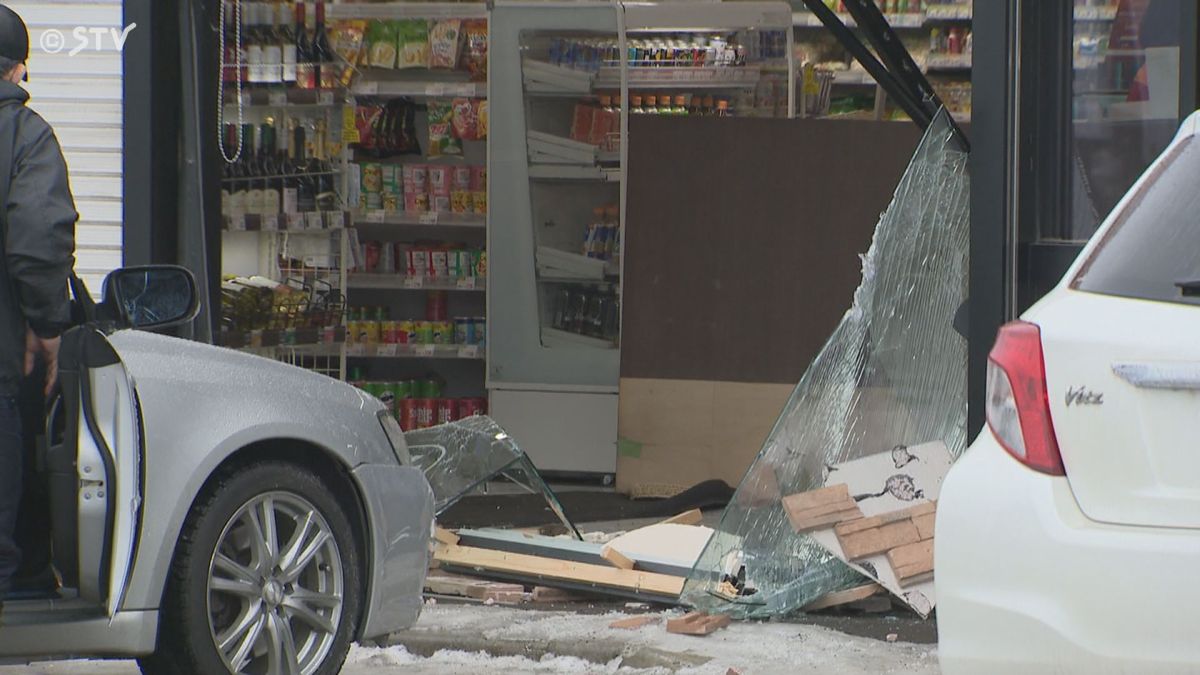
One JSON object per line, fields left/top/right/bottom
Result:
{"left": 50, "top": 325, "right": 142, "bottom": 618}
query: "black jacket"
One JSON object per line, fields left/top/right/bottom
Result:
{"left": 0, "top": 81, "right": 77, "bottom": 396}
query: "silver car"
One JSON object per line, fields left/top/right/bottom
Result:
{"left": 0, "top": 266, "right": 435, "bottom": 674}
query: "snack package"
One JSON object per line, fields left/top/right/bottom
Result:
{"left": 354, "top": 104, "right": 384, "bottom": 152}
{"left": 367, "top": 20, "right": 398, "bottom": 69}
{"left": 429, "top": 20, "right": 463, "bottom": 70}
{"left": 427, "top": 101, "right": 463, "bottom": 157}
{"left": 398, "top": 19, "right": 431, "bottom": 69}
{"left": 451, "top": 98, "right": 479, "bottom": 141}
{"left": 461, "top": 19, "right": 488, "bottom": 80}
{"left": 476, "top": 100, "right": 489, "bottom": 140}
{"left": 333, "top": 20, "right": 368, "bottom": 87}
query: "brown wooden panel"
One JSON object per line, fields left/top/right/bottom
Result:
{"left": 623, "top": 117, "right": 921, "bottom": 384}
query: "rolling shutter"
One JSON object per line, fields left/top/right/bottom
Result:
{"left": 6, "top": 1, "right": 124, "bottom": 296}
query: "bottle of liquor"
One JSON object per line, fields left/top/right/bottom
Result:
{"left": 279, "top": 1, "right": 297, "bottom": 87}
{"left": 312, "top": 119, "right": 338, "bottom": 210}
{"left": 262, "top": 2, "right": 283, "bottom": 87}
{"left": 293, "top": 122, "right": 317, "bottom": 213}
{"left": 231, "top": 125, "right": 249, "bottom": 214}
{"left": 242, "top": 124, "right": 263, "bottom": 214}
{"left": 280, "top": 118, "right": 299, "bottom": 215}
{"left": 244, "top": 2, "right": 263, "bottom": 87}
{"left": 295, "top": 2, "right": 315, "bottom": 90}
{"left": 260, "top": 120, "right": 281, "bottom": 215}
{"left": 221, "top": 123, "right": 237, "bottom": 216}
{"left": 313, "top": 1, "right": 336, "bottom": 90}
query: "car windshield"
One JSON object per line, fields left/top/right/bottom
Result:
{"left": 1073, "top": 135, "right": 1200, "bottom": 307}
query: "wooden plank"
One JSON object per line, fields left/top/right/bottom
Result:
{"left": 433, "top": 543, "right": 686, "bottom": 597}
{"left": 785, "top": 497, "right": 860, "bottom": 521}
{"left": 601, "top": 545, "right": 636, "bottom": 570}
{"left": 908, "top": 500, "right": 937, "bottom": 518}
{"left": 666, "top": 612, "right": 732, "bottom": 636}
{"left": 801, "top": 583, "right": 884, "bottom": 611}
{"left": 660, "top": 509, "right": 704, "bottom": 526}
{"left": 778, "top": 484, "right": 850, "bottom": 513}
{"left": 424, "top": 575, "right": 491, "bottom": 597}
{"left": 833, "top": 500, "right": 937, "bottom": 537}
{"left": 531, "top": 586, "right": 586, "bottom": 603}
{"left": 609, "top": 615, "right": 661, "bottom": 630}
{"left": 887, "top": 540, "right": 934, "bottom": 571}
{"left": 838, "top": 520, "right": 921, "bottom": 561}
{"left": 434, "top": 527, "right": 460, "bottom": 546}
{"left": 465, "top": 581, "right": 526, "bottom": 600}
{"left": 788, "top": 507, "right": 865, "bottom": 534}
{"left": 895, "top": 566, "right": 934, "bottom": 587}
{"left": 914, "top": 513, "right": 937, "bottom": 540}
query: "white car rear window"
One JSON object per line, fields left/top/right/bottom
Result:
{"left": 1074, "top": 136, "right": 1200, "bottom": 307}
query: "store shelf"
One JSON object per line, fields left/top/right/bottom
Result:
{"left": 354, "top": 210, "right": 486, "bottom": 229}
{"left": 327, "top": 2, "right": 487, "bottom": 20}
{"left": 528, "top": 164, "right": 621, "bottom": 182}
{"left": 347, "top": 343, "right": 485, "bottom": 360}
{"left": 541, "top": 327, "right": 617, "bottom": 350}
{"left": 223, "top": 87, "right": 343, "bottom": 107}
{"left": 832, "top": 71, "right": 877, "bottom": 86}
{"left": 351, "top": 79, "right": 486, "bottom": 98}
{"left": 925, "top": 54, "right": 973, "bottom": 71}
{"left": 924, "top": 4, "right": 973, "bottom": 21}
{"left": 224, "top": 211, "right": 351, "bottom": 233}
{"left": 792, "top": 11, "right": 925, "bottom": 28}
{"left": 594, "top": 66, "right": 762, "bottom": 90}
{"left": 1074, "top": 5, "right": 1119, "bottom": 21}
{"left": 348, "top": 274, "right": 486, "bottom": 291}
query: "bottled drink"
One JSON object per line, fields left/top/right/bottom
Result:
{"left": 262, "top": 1, "right": 283, "bottom": 87}
{"left": 244, "top": 3, "right": 263, "bottom": 86}
{"left": 645, "top": 95, "right": 657, "bottom": 114}
{"left": 312, "top": 119, "right": 338, "bottom": 210}
{"left": 294, "top": 2, "right": 315, "bottom": 90}
{"left": 241, "top": 124, "right": 262, "bottom": 213}
{"left": 672, "top": 95, "right": 688, "bottom": 115}
{"left": 278, "top": 1, "right": 297, "bottom": 86}
{"left": 293, "top": 122, "right": 317, "bottom": 213}
{"left": 630, "top": 95, "right": 645, "bottom": 114}
{"left": 221, "top": 123, "right": 237, "bottom": 216}
{"left": 260, "top": 121, "right": 281, "bottom": 215}
{"left": 280, "top": 118, "right": 299, "bottom": 215}
{"left": 313, "top": 1, "right": 336, "bottom": 90}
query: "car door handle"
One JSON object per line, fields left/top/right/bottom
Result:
{"left": 1112, "top": 362, "right": 1200, "bottom": 391}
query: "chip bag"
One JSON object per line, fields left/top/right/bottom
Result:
{"left": 429, "top": 20, "right": 463, "bottom": 70}
{"left": 398, "top": 19, "right": 430, "bottom": 69}
{"left": 461, "top": 19, "right": 488, "bottom": 81}
{"left": 451, "top": 98, "right": 478, "bottom": 141}
{"left": 427, "top": 101, "right": 462, "bottom": 157}
{"left": 367, "top": 20, "right": 397, "bottom": 69}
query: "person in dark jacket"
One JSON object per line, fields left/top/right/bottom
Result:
{"left": 0, "top": 6, "right": 78, "bottom": 607}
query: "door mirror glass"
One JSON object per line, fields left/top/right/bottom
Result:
{"left": 103, "top": 266, "right": 200, "bottom": 330}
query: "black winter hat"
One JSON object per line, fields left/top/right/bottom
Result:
{"left": 0, "top": 5, "right": 29, "bottom": 64}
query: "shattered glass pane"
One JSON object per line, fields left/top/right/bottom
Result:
{"left": 683, "top": 111, "right": 970, "bottom": 618}
{"left": 406, "top": 415, "right": 582, "bottom": 539}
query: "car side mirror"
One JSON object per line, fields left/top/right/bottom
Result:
{"left": 101, "top": 265, "right": 200, "bottom": 330}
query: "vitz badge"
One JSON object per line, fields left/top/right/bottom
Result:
{"left": 1065, "top": 386, "right": 1104, "bottom": 407}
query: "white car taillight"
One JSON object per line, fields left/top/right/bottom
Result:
{"left": 985, "top": 321, "right": 1066, "bottom": 476}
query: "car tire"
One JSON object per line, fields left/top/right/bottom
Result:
{"left": 138, "top": 461, "right": 362, "bottom": 675}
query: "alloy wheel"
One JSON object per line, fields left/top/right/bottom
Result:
{"left": 206, "top": 491, "right": 345, "bottom": 675}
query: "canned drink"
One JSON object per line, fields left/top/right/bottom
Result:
{"left": 458, "top": 397, "right": 487, "bottom": 417}
{"left": 397, "top": 320, "right": 415, "bottom": 344}
{"left": 345, "top": 319, "right": 358, "bottom": 345}
{"left": 362, "top": 320, "right": 380, "bottom": 345}
{"left": 415, "top": 399, "right": 437, "bottom": 428}
{"left": 454, "top": 317, "right": 474, "bottom": 345}
{"left": 399, "top": 398, "right": 419, "bottom": 431}
{"left": 451, "top": 166, "right": 473, "bottom": 191}
{"left": 417, "top": 377, "right": 443, "bottom": 399}
{"left": 436, "top": 398, "right": 457, "bottom": 425}
{"left": 414, "top": 321, "right": 434, "bottom": 344}
{"left": 390, "top": 380, "right": 412, "bottom": 403}
{"left": 362, "top": 163, "right": 383, "bottom": 193}
{"left": 381, "top": 321, "right": 397, "bottom": 344}
{"left": 433, "top": 321, "right": 455, "bottom": 345}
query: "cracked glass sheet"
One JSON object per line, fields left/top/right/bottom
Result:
{"left": 405, "top": 415, "right": 583, "bottom": 540}
{"left": 682, "top": 111, "right": 970, "bottom": 619}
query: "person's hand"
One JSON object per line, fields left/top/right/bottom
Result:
{"left": 24, "top": 328, "right": 61, "bottom": 396}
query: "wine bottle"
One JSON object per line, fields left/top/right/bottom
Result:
{"left": 313, "top": 1, "right": 335, "bottom": 90}
{"left": 281, "top": 118, "right": 299, "bottom": 215}
{"left": 313, "top": 118, "right": 337, "bottom": 210}
{"left": 221, "top": 123, "right": 236, "bottom": 216}
{"left": 294, "top": 123, "right": 316, "bottom": 212}
{"left": 279, "top": 1, "right": 297, "bottom": 86}
{"left": 260, "top": 121, "right": 281, "bottom": 215}
{"left": 262, "top": 2, "right": 283, "bottom": 87}
{"left": 295, "top": 2, "right": 315, "bottom": 90}
{"left": 242, "top": 124, "right": 263, "bottom": 214}
{"left": 244, "top": 3, "right": 263, "bottom": 87}
{"left": 230, "top": 125, "right": 248, "bottom": 213}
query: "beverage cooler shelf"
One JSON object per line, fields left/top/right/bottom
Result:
{"left": 347, "top": 344, "right": 485, "bottom": 360}
{"left": 351, "top": 79, "right": 487, "bottom": 98}
{"left": 541, "top": 327, "right": 617, "bottom": 350}
{"left": 224, "top": 211, "right": 351, "bottom": 233}
{"left": 354, "top": 209, "right": 486, "bottom": 228}
{"left": 327, "top": 2, "right": 488, "bottom": 21}
{"left": 347, "top": 274, "right": 486, "bottom": 291}
{"left": 594, "top": 65, "right": 763, "bottom": 90}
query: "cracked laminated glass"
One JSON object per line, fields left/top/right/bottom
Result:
{"left": 682, "top": 110, "right": 970, "bottom": 618}
{"left": 405, "top": 415, "right": 582, "bottom": 540}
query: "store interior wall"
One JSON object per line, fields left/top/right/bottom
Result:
{"left": 618, "top": 115, "right": 922, "bottom": 493}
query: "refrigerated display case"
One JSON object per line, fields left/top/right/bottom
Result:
{"left": 488, "top": 1, "right": 794, "bottom": 476}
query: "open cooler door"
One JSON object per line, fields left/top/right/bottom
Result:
{"left": 58, "top": 327, "right": 142, "bottom": 617}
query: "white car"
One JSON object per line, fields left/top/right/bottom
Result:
{"left": 937, "top": 112, "right": 1200, "bottom": 673}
